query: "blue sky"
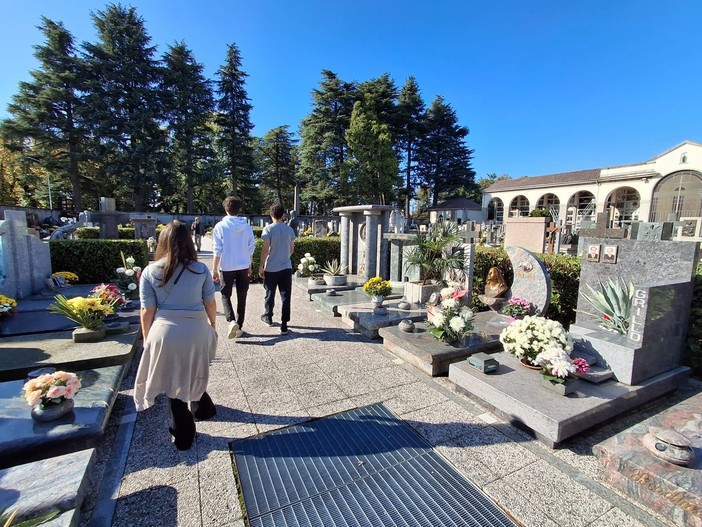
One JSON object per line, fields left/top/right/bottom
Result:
{"left": 1, "top": 1, "right": 700, "bottom": 182}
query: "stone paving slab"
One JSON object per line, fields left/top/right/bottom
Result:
{"left": 0, "top": 364, "right": 127, "bottom": 469}
{"left": 291, "top": 275, "right": 365, "bottom": 300}
{"left": 0, "top": 448, "right": 95, "bottom": 526}
{"left": 337, "top": 300, "right": 427, "bottom": 339}
{"left": 449, "top": 352, "right": 691, "bottom": 447}
{"left": 378, "top": 311, "right": 505, "bottom": 376}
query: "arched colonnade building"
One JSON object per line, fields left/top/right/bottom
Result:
{"left": 482, "top": 141, "right": 702, "bottom": 242}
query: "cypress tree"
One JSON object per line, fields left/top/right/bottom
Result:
{"left": 255, "top": 126, "right": 297, "bottom": 211}
{"left": 396, "top": 76, "right": 426, "bottom": 216}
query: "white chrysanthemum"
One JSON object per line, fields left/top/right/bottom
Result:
{"left": 125, "top": 269, "right": 135, "bottom": 277}
{"left": 304, "top": 253, "right": 311, "bottom": 258}
{"left": 126, "top": 257, "right": 135, "bottom": 265}
{"left": 127, "top": 283, "right": 137, "bottom": 291}
{"left": 550, "top": 358, "right": 576, "bottom": 378}
{"left": 133, "top": 266, "right": 141, "bottom": 273}
{"left": 449, "top": 316, "right": 465, "bottom": 332}
{"left": 298, "top": 264, "right": 304, "bottom": 270}
{"left": 460, "top": 307, "right": 474, "bottom": 320}
{"left": 116, "top": 267, "right": 125, "bottom": 274}
{"left": 441, "top": 298, "right": 458, "bottom": 310}
{"left": 433, "top": 312, "right": 445, "bottom": 328}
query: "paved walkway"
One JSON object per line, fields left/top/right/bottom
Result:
{"left": 81, "top": 237, "right": 700, "bottom": 527}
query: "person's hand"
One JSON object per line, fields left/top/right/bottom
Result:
{"left": 212, "top": 269, "right": 220, "bottom": 284}
{"left": 248, "top": 265, "right": 253, "bottom": 278}
{"left": 258, "top": 266, "right": 265, "bottom": 279}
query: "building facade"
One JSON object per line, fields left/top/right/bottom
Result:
{"left": 482, "top": 141, "right": 702, "bottom": 242}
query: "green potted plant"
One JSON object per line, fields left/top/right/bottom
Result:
{"left": 321, "top": 259, "right": 348, "bottom": 286}
{"left": 48, "top": 294, "right": 114, "bottom": 342}
{"left": 403, "top": 221, "right": 465, "bottom": 304}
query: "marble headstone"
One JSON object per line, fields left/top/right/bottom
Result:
{"left": 505, "top": 246, "right": 551, "bottom": 315}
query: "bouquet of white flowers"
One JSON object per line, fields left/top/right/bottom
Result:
{"left": 297, "top": 253, "right": 319, "bottom": 277}
{"left": 427, "top": 286, "right": 474, "bottom": 343}
{"left": 499, "top": 315, "right": 572, "bottom": 365}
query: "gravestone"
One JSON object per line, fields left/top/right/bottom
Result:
{"left": 0, "top": 210, "right": 51, "bottom": 300}
{"left": 545, "top": 221, "right": 562, "bottom": 254}
{"left": 629, "top": 221, "right": 674, "bottom": 241}
{"left": 571, "top": 237, "right": 699, "bottom": 385}
{"left": 383, "top": 233, "right": 417, "bottom": 283}
{"left": 85, "top": 198, "right": 130, "bottom": 239}
{"left": 577, "top": 212, "right": 627, "bottom": 253}
{"left": 505, "top": 246, "right": 551, "bottom": 315}
{"left": 130, "top": 216, "right": 157, "bottom": 240}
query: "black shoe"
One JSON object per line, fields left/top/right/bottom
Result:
{"left": 261, "top": 314, "right": 274, "bottom": 327}
{"left": 280, "top": 324, "right": 288, "bottom": 335}
{"left": 193, "top": 392, "right": 217, "bottom": 421}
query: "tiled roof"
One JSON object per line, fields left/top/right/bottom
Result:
{"left": 428, "top": 197, "right": 482, "bottom": 210}
{"left": 485, "top": 168, "right": 601, "bottom": 192}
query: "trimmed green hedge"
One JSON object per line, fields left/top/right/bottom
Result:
{"left": 472, "top": 247, "right": 581, "bottom": 328}
{"left": 249, "top": 236, "right": 341, "bottom": 283}
{"left": 75, "top": 227, "right": 136, "bottom": 239}
{"left": 686, "top": 267, "right": 702, "bottom": 376}
{"left": 49, "top": 239, "right": 148, "bottom": 283}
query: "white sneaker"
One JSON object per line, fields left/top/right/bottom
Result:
{"left": 235, "top": 329, "right": 244, "bottom": 338}
{"left": 227, "top": 321, "right": 240, "bottom": 339}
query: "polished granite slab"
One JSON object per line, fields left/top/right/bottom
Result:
{"left": 378, "top": 311, "right": 506, "bottom": 376}
{"left": 291, "top": 276, "right": 364, "bottom": 300}
{"left": 0, "top": 364, "right": 126, "bottom": 469}
{"left": 311, "top": 287, "right": 404, "bottom": 316}
{"left": 0, "top": 448, "right": 95, "bottom": 526}
{"left": 449, "top": 352, "right": 691, "bottom": 447}
{"left": 337, "top": 300, "right": 427, "bottom": 339}
{"left": 594, "top": 392, "right": 702, "bottom": 527}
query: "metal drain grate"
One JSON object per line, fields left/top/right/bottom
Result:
{"left": 232, "top": 403, "right": 516, "bottom": 527}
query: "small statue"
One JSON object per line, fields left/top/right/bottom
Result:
{"left": 484, "top": 267, "right": 509, "bottom": 298}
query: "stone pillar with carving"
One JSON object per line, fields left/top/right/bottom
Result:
{"left": 363, "top": 210, "right": 380, "bottom": 281}
{"left": 339, "top": 212, "right": 351, "bottom": 276}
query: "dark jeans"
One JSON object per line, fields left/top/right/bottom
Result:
{"left": 220, "top": 268, "right": 250, "bottom": 327}
{"left": 168, "top": 392, "right": 216, "bottom": 451}
{"left": 263, "top": 268, "right": 293, "bottom": 324}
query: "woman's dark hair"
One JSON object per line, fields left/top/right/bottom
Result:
{"left": 154, "top": 220, "right": 198, "bottom": 286}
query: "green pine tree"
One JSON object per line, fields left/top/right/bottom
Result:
{"left": 396, "top": 76, "right": 426, "bottom": 216}
{"left": 82, "top": 4, "right": 166, "bottom": 211}
{"left": 415, "top": 96, "right": 475, "bottom": 206}
{"left": 255, "top": 126, "right": 298, "bottom": 211}
{"left": 1, "top": 17, "right": 87, "bottom": 211}
{"left": 215, "top": 43, "right": 259, "bottom": 212}
{"left": 162, "top": 42, "right": 215, "bottom": 213}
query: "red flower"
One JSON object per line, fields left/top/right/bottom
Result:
{"left": 603, "top": 315, "right": 611, "bottom": 321}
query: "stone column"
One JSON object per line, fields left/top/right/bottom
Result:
{"left": 363, "top": 210, "right": 380, "bottom": 281}
{"left": 339, "top": 212, "right": 351, "bottom": 275}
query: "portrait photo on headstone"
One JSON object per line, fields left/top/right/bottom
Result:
{"left": 602, "top": 245, "right": 618, "bottom": 264}
{"left": 586, "top": 244, "right": 601, "bottom": 262}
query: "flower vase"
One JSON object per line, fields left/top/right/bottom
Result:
{"left": 519, "top": 358, "right": 541, "bottom": 370}
{"left": 72, "top": 326, "right": 106, "bottom": 343}
{"left": 541, "top": 378, "right": 579, "bottom": 396}
{"left": 370, "top": 296, "right": 384, "bottom": 308}
{"left": 31, "top": 398, "right": 74, "bottom": 422}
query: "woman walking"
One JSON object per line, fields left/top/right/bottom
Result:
{"left": 134, "top": 220, "right": 218, "bottom": 450}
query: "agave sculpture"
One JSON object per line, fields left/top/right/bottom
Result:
{"left": 577, "top": 278, "right": 635, "bottom": 334}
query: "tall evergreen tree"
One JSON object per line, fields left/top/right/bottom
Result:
{"left": 396, "top": 76, "right": 425, "bottom": 216}
{"left": 215, "top": 43, "right": 258, "bottom": 211}
{"left": 82, "top": 4, "right": 165, "bottom": 211}
{"left": 1, "top": 17, "right": 86, "bottom": 211}
{"left": 357, "top": 73, "right": 399, "bottom": 135}
{"left": 162, "top": 42, "right": 215, "bottom": 213}
{"left": 415, "top": 96, "right": 475, "bottom": 206}
{"left": 298, "top": 70, "right": 356, "bottom": 214}
{"left": 345, "top": 100, "right": 399, "bottom": 205}
{"left": 255, "top": 126, "right": 297, "bottom": 210}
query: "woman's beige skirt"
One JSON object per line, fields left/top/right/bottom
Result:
{"left": 134, "top": 309, "right": 217, "bottom": 411}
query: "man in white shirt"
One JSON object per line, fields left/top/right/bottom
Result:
{"left": 212, "top": 196, "right": 255, "bottom": 339}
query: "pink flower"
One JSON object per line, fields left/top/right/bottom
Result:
{"left": 64, "top": 384, "right": 78, "bottom": 399}
{"left": 572, "top": 357, "right": 590, "bottom": 374}
{"left": 25, "top": 390, "right": 42, "bottom": 407}
{"left": 452, "top": 289, "right": 467, "bottom": 300}
{"left": 46, "top": 385, "right": 67, "bottom": 399}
